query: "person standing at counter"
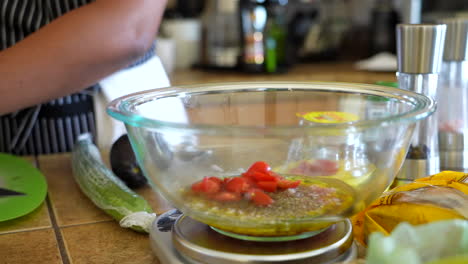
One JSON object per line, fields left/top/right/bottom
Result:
{"left": 0, "top": 0, "right": 168, "bottom": 155}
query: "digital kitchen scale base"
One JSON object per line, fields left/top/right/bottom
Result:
{"left": 150, "top": 209, "right": 357, "bottom": 264}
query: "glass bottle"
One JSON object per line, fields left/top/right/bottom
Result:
{"left": 393, "top": 23, "right": 446, "bottom": 186}
{"left": 264, "top": 0, "right": 288, "bottom": 73}
{"left": 239, "top": 0, "right": 268, "bottom": 73}
{"left": 437, "top": 18, "right": 468, "bottom": 171}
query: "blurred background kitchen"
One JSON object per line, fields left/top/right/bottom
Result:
{"left": 154, "top": 0, "right": 468, "bottom": 80}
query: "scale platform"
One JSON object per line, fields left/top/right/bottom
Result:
{"left": 150, "top": 209, "right": 357, "bottom": 264}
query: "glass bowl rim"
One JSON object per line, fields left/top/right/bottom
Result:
{"left": 106, "top": 81, "right": 435, "bottom": 131}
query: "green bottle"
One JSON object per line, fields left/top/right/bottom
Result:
{"left": 264, "top": 0, "right": 287, "bottom": 73}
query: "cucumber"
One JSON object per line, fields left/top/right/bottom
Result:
{"left": 71, "top": 133, "right": 156, "bottom": 233}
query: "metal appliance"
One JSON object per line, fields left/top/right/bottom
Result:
{"left": 150, "top": 209, "right": 357, "bottom": 264}
{"left": 200, "top": 0, "right": 241, "bottom": 69}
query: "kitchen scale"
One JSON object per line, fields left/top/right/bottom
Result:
{"left": 150, "top": 209, "right": 357, "bottom": 264}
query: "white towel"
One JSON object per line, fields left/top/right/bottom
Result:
{"left": 94, "top": 56, "right": 171, "bottom": 150}
{"left": 354, "top": 52, "right": 397, "bottom": 72}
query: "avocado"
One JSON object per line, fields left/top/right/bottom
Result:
{"left": 110, "top": 134, "right": 147, "bottom": 189}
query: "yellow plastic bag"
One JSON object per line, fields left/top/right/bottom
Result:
{"left": 352, "top": 171, "right": 468, "bottom": 246}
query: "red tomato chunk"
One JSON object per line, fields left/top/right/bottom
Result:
{"left": 189, "top": 161, "right": 302, "bottom": 207}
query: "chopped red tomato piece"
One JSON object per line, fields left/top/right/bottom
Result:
{"left": 256, "top": 181, "right": 277, "bottom": 192}
{"left": 190, "top": 161, "right": 303, "bottom": 207}
{"left": 251, "top": 189, "right": 273, "bottom": 206}
{"left": 242, "top": 176, "right": 256, "bottom": 187}
{"left": 191, "top": 177, "right": 221, "bottom": 194}
{"left": 267, "top": 171, "right": 283, "bottom": 180}
{"left": 277, "top": 179, "right": 301, "bottom": 189}
{"left": 246, "top": 161, "right": 271, "bottom": 174}
{"left": 225, "top": 177, "right": 251, "bottom": 193}
{"left": 191, "top": 181, "right": 204, "bottom": 192}
{"left": 241, "top": 171, "right": 254, "bottom": 178}
{"left": 223, "top": 177, "right": 233, "bottom": 184}
{"left": 212, "top": 192, "right": 242, "bottom": 202}
{"left": 249, "top": 171, "right": 278, "bottom": 182}
{"left": 208, "top": 176, "right": 223, "bottom": 185}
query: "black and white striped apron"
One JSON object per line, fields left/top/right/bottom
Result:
{"left": 0, "top": 0, "right": 155, "bottom": 155}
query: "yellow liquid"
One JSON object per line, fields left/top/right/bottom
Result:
{"left": 182, "top": 175, "right": 357, "bottom": 236}
{"left": 277, "top": 159, "right": 376, "bottom": 187}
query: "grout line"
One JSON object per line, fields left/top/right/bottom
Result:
{"left": 45, "top": 195, "right": 71, "bottom": 264}
{"left": 36, "top": 155, "right": 71, "bottom": 264}
{"left": 60, "top": 219, "right": 115, "bottom": 229}
{"left": 0, "top": 226, "right": 51, "bottom": 236}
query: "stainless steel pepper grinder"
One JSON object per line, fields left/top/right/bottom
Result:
{"left": 437, "top": 18, "right": 468, "bottom": 171}
{"left": 395, "top": 23, "right": 446, "bottom": 183}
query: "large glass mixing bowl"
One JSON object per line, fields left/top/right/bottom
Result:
{"left": 107, "top": 82, "right": 435, "bottom": 238}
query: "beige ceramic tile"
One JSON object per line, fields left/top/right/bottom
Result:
{"left": 335, "top": 72, "right": 369, "bottom": 83}
{"left": 38, "top": 154, "right": 111, "bottom": 226}
{"left": 0, "top": 228, "right": 62, "bottom": 264}
{"left": 306, "top": 73, "right": 340, "bottom": 82}
{"left": 0, "top": 202, "right": 51, "bottom": 234}
{"left": 365, "top": 72, "right": 397, "bottom": 84}
{"left": 62, "top": 221, "right": 159, "bottom": 264}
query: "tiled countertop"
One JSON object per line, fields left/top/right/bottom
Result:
{"left": 0, "top": 154, "right": 172, "bottom": 264}
{"left": 0, "top": 63, "right": 394, "bottom": 264}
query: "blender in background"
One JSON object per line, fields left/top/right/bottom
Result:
{"left": 299, "top": 0, "right": 349, "bottom": 61}
{"left": 200, "top": 0, "right": 241, "bottom": 69}
{"left": 369, "top": 0, "right": 400, "bottom": 56}
{"left": 394, "top": 23, "right": 446, "bottom": 185}
{"left": 437, "top": 18, "right": 468, "bottom": 171}
{"left": 175, "top": 0, "right": 205, "bottom": 18}
{"left": 160, "top": 1, "right": 203, "bottom": 70}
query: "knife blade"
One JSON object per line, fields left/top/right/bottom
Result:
{"left": 0, "top": 187, "right": 26, "bottom": 197}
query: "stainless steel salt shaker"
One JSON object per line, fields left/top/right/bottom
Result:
{"left": 395, "top": 23, "right": 446, "bottom": 182}
{"left": 437, "top": 18, "right": 468, "bottom": 171}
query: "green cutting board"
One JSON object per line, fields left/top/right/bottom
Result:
{"left": 0, "top": 153, "right": 47, "bottom": 221}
